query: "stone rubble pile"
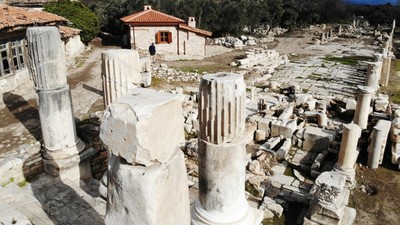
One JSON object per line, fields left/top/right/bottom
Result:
{"left": 233, "top": 48, "right": 289, "bottom": 74}
{"left": 214, "top": 35, "right": 257, "bottom": 49}
{"left": 153, "top": 64, "right": 201, "bottom": 83}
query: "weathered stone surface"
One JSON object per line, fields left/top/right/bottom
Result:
{"left": 374, "top": 94, "right": 389, "bottom": 112}
{"left": 276, "top": 138, "right": 291, "bottom": 160}
{"left": 271, "top": 119, "right": 297, "bottom": 138}
{"left": 367, "top": 120, "right": 391, "bottom": 169}
{"left": 258, "top": 118, "right": 272, "bottom": 137}
{"left": 100, "top": 88, "right": 184, "bottom": 166}
{"left": 198, "top": 73, "right": 246, "bottom": 144}
{"left": 255, "top": 130, "right": 266, "bottom": 141}
{"left": 353, "top": 86, "right": 374, "bottom": 129}
{"left": 27, "top": 26, "right": 92, "bottom": 180}
{"left": 193, "top": 72, "right": 263, "bottom": 224}
{"left": 334, "top": 123, "right": 361, "bottom": 184}
{"left": 306, "top": 171, "right": 356, "bottom": 225}
{"left": 102, "top": 50, "right": 141, "bottom": 107}
{"left": 303, "top": 127, "right": 335, "bottom": 152}
{"left": 0, "top": 199, "right": 32, "bottom": 225}
{"left": 105, "top": 151, "right": 190, "bottom": 225}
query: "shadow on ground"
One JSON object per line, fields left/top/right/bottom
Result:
{"left": 2, "top": 92, "right": 41, "bottom": 140}
{"left": 22, "top": 154, "right": 105, "bottom": 224}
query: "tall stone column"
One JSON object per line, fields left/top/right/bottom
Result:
{"left": 353, "top": 86, "right": 374, "bottom": 129}
{"left": 192, "top": 73, "right": 263, "bottom": 225}
{"left": 334, "top": 123, "right": 361, "bottom": 185}
{"left": 27, "top": 27, "right": 94, "bottom": 180}
{"left": 100, "top": 88, "right": 190, "bottom": 225}
{"left": 101, "top": 49, "right": 141, "bottom": 108}
{"left": 380, "top": 56, "right": 392, "bottom": 87}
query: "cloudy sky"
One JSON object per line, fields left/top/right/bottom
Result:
{"left": 344, "top": 0, "right": 398, "bottom": 5}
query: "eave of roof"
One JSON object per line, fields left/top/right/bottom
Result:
{"left": 0, "top": 5, "right": 67, "bottom": 32}
{"left": 121, "top": 9, "right": 185, "bottom": 24}
{"left": 179, "top": 24, "right": 212, "bottom": 37}
{"left": 59, "top": 25, "right": 81, "bottom": 38}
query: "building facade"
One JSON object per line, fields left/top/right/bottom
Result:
{"left": 0, "top": 5, "right": 84, "bottom": 95}
{"left": 121, "top": 5, "right": 212, "bottom": 56}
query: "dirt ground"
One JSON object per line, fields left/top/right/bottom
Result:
{"left": 0, "top": 30, "right": 399, "bottom": 225}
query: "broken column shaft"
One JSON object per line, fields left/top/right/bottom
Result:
{"left": 192, "top": 73, "right": 262, "bottom": 225}
{"left": 27, "top": 27, "right": 93, "bottom": 180}
{"left": 353, "top": 86, "right": 374, "bottom": 129}
{"left": 367, "top": 120, "right": 391, "bottom": 169}
{"left": 380, "top": 56, "right": 392, "bottom": 87}
{"left": 334, "top": 123, "right": 361, "bottom": 184}
{"left": 101, "top": 50, "right": 141, "bottom": 108}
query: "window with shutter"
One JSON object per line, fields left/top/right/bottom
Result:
{"left": 156, "top": 31, "right": 172, "bottom": 44}
{"left": 155, "top": 32, "right": 161, "bottom": 44}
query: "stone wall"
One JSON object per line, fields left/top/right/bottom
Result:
{"left": 131, "top": 26, "right": 207, "bottom": 56}
{"left": 0, "top": 68, "right": 31, "bottom": 98}
{"left": 132, "top": 26, "right": 179, "bottom": 56}
{"left": 64, "top": 35, "right": 85, "bottom": 60}
{"left": 178, "top": 30, "right": 206, "bottom": 56}
{"left": 0, "top": 142, "right": 42, "bottom": 185}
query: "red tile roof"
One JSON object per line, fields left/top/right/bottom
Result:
{"left": 0, "top": 5, "right": 67, "bottom": 31}
{"left": 121, "top": 9, "right": 185, "bottom": 24}
{"left": 179, "top": 24, "right": 212, "bottom": 37}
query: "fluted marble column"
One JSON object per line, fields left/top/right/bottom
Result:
{"left": 353, "top": 86, "right": 374, "bottom": 129}
{"left": 27, "top": 27, "right": 94, "bottom": 180}
{"left": 334, "top": 123, "right": 361, "bottom": 185}
{"left": 192, "top": 73, "right": 263, "bottom": 225}
{"left": 101, "top": 49, "right": 141, "bottom": 108}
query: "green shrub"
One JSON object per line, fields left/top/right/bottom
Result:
{"left": 44, "top": 0, "right": 100, "bottom": 43}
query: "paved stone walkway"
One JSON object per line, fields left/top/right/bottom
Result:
{"left": 0, "top": 174, "right": 106, "bottom": 225}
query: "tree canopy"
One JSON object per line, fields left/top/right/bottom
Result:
{"left": 82, "top": 0, "right": 399, "bottom": 37}
{"left": 44, "top": 0, "right": 100, "bottom": 43}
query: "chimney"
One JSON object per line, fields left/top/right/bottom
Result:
{"left": 144, "top": 5, "right": 152, "bottom": 10}
{"left": 188, "top": 17, "right": 196, "bottom": 28}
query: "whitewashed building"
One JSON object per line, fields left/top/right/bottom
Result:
{"left": 121, "top": 5, "right": 212, "bottom": 56}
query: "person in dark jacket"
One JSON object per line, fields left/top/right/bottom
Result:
{"left": 149, "top": 43, "right": 156, "bottom": 63}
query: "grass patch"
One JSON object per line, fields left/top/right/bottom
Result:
{"left": 17, "top": 180, "right": 28, "bottom": 188}
{"left": 173, "top": 64, "right": 235, "bottom": 74}
{"left": 262, "top": 215, "right": 286, "bottom": 225}
{"left": 384, "top": 59, "right": 400, "bottom": 104}
{"left": 307, "top": 73, "right": 321, "bottom": 80}
{"left": 324, "top": 55, "right": 374, "bottom": 66}
{"left": 151, "top": 77, "right": 167, "bottom": 88}
{"left": 1, "top": 177, "right": 14, "bottom": 187}
{"left": 302, "top": 88, "right": 309, "bottom": 93}
{"left": 284, "top": 167, "right": 294, "bottom": 177}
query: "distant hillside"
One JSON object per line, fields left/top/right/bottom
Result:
{"left": 344, "top": 0, "right": 398, "bottom": 5}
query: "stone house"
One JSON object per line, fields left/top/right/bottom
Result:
{"left": 0, "top": 4, "right": 85, "bottom": 95}
{"left": 121, "top": 5, "right": 212, "bottom": 57}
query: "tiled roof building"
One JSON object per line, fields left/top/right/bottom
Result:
{"left": 0, "top": 5, "right": 84, "bottom": 95}
{"left": 121, "top": 5, "right": 212, "bottom": 57}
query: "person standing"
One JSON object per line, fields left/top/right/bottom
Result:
{"left": 149, "top": 43, "right": 156, "bottom": 63}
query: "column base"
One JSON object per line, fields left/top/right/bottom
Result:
{"left": 333, "top": 164, "right": 355, "bottom": 188}
{"left": 42, "top": 139, "right": 96, "bottom": 181}
{"left": 191, "top": 200, "right": 263, "bottom": 225}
